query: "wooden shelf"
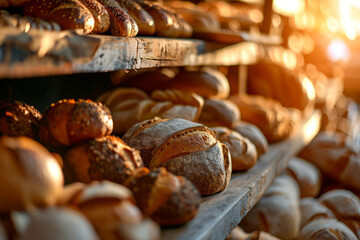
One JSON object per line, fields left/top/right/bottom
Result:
{"left": 161, "top": 110, "right": 321, "bottom": 240}
{"left": 0, "top": 29, "right": 282, "bottom": 79}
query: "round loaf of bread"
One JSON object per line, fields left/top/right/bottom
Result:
{"left": 0, "top": 99, "right": 42, "bottom": 140}
{"left": 211, "top": 127, "right": 257, "bottom": 171}
{"left": 64, "top": 136, "right": 143, "bottom": 185}
{"left": 126, "top": 167, "right": 201, "bottom": 226}
{"left": 0, "top": 136, "right": 63, "bottom": 212}
{"left": 39, "top": 99, "right": 113, "bottom": 148}
{"left": 18, "top": 207, "right": 99, "bottom": 240}
{"left": 123, "top": 117, "right": 232, "bottom": 196}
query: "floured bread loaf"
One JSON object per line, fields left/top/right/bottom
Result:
{"left": 199, "top": 99, "right": 240, "bottom": 128}
{"left": 123, "top": 117, "right": 231, "bottom": 196}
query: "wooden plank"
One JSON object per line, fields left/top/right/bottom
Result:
{"left": 161, "top": 110, "right": 321, "bottom": 240}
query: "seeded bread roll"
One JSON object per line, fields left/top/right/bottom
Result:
{"left": 123, "top": 117, "right": 231, "bottom": 196}
{"left": 39, "top": 99, "right": 113, "bottom": 148}
{"left": 170, "top": 68, "right": 230, "bottom": 100}
{"left": 78, "top": 0, "right": 110, "bottom": 33}
{"left": 211, "top": 127, "right": 257, "bottom": 171}
{"left": 64, "top": 136, "right": 143, "bottom": 185}
{"left": 63, "top": 181, "right": 161, "bottom": 240}
{"left": 23, "top": 0, "right": 95, "bottom": 34}
{"left": 199, "top": 99, "right": 240, "bottom": 128}
{"left": 0, "top": 99, "right": 41, "bottom": 140}
{"left": 233, "top": 121, "right": 268, "bottom": 155}
{"left": 125, "top": 167, "right": 201, "bottom": 226}
{"left": 0, "top": 136, "right": 63, "bottom": 212}
{"left": 286, "top": 157, "right": 322, "bottom": 198}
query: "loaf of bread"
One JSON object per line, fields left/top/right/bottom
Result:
{"left": 298, "top": 131, "right": 360, "bottom": 191}
{"left": 198, "top": 99, "right": 240, "bottom": 128}
{"left": 18, "top": 207, "right": 99, "bottom": 240}
{"left": 170, "top": 68, "right": 230, "bottom": 99}
{"left": 299, "top": 198, "right": 335, "bottom": 229}
{"left": 297, "top": 218, "right": 357, "bottom": 240}
{"left": 229, "top": 94, "right": 301, "bottom": 143}
{"left": 23, "top": 0, "right": 95, "bottom": 34}
{"left": 123, "top": 117, "right": 231, "bottom": 196}
{"left": 0, "top": 136, "right": 63, "bottom": 212}
{"left": 240, "top": 175, "right": 301, "bottom": 239}
{"left": 233, "top": 121, "right": 268, "bottom": 156}
{"left": 0, "top": 99, "right": 42, "bottom": 140}
{"left": 63, "top": 181, "right": 161, "bottom": 240}
{"left": 226, "top": 227, "right": 281, "bottom": 240}
{"left": 211, "top": 127, "right": 257, "bottom": 171}
{"left": 125, "top": 167, "right": 201, "bottom": 226}
{"left": 97, "top": 88, "right": 204, "bottom": 134}
{"left": 64, "top": 135, "right": 143, "bottom": 184}
{"left": 98, "top": 0, "right": 139, "bottom": 37}
{"left": 286, "top": 157, "right": 322, "bottom": 198}
{"left": 78, "top": 0, "right": 110, "bottom": 33}
{"left": 39, "top": 99, "right": 113, "bottom": 148}
{"left": 247, "top": 61, "right": 315, "bottom": 112}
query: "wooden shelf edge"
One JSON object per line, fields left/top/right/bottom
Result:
{"left": 161, "top": 110, "right": 321, "bottom": 240}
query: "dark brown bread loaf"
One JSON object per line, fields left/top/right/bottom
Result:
{"left": 23, "top": 0, "right": 95, "bottom": 34}
{"left": 64, "top": 136, "right": 143, "bottom": 185}
{"left": 0, "top": 99, "right": 41, "bottom": 140}
{"left": 125, "top": 167, "right": 201, "bottom": 226}
{"left": 39, "top": 99, "right": 113, "bottom": 148}
{"left": 123, "top": 117, "right": 231, "bottom": 196}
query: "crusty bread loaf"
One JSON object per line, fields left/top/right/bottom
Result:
{"left": 98, "top": 0, "right": 139, "bottom": 37}
{"left": 0, "top": 99, "right": 42, "bottom": 140}
{"left": 78, "top": 0, "right": 110, "bottom": 33}
{"left": 0, "top": 136, "right": 63, "bottom": 212}
{"left": 23, "top": 0, "right": 95, "bottom": 34}
{"left": 299, "top": 198, "right": 335, "bottom": 229}
{"left": 286, "top": 157, "right": 322, "bottom": 198}
{"left": 123, "top": 117, "right": 231, "bottom": 196}
{"left": 240, "top": 175, "right": 301, "bottom": 239}
{"left": 64, "top": 136, "right": 143, "bottom": 185}
{"left": 298, "top": 131, "right": 360, "bottom": 191}
{"left": 64, "top": 181, "right": 161, "bottom": 240}
{"left": 97, "top": 88, "right": 204, "bottom": 134}
{"left": 226, "top": 227, "right": 281, "bottom": 240}
{"left": 18, "top": 207, "right": 99, "bottom": 240}
{"left": 233, "top": 121, "right": 268, "bottom": 156}
{"left": 125, "top": 167, "right": 201, "bottom": 226}
{"left": 247, "top": 61, "right": 315, "bottom": 112}
{"left": 198, "top": 99, "right": 240, "bottom": 128}
{"left": 211, "top": 127, "right": 257, "bottom": 171}
{"left": 115, "top": 0, "right": 155, "bottom": 35}
{"left": 297, "top": 218, "right": 357, "bottom": 240}
{"left": 170, "top": 68, "right": 230, "bottom": 99}
{"left": 39, "top": 99, "right": 113, "bottom": 148}
{"left": 229, "top": 94, "right": 301, "bottom": 143}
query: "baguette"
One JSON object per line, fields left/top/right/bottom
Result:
{"left": 299, "top": 198, "right": 335, "bottom": 229}
{"left": 78, "top": 0, "right": 110, "bottom": 33}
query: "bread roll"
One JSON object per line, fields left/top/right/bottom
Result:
{"left": 240, "top": 175, "right": 301, "bottom": 239}
{"left": 64, "top": 136, "right": 143, "bottom": 185}
{"left": 298, "top": 131, "right": 360, "bottom": 191}
{"left": 0, "top": 99, "right": 41, "bottom": 140}
{"left": 123, "top": 117, "right": 231, "bottom": 196}
{"left": 0, "top": 136, "right": 63, "bottom": 212}
{"left": 98, "top": 0, "right": 139, "bottom": 37}
{"left": 23, "top": 0, "right": 95, "bottom": 34}
{"left": 39, "top": 99, "right": 113, "bottom": 148}
{"left": 286, "top": 157, "right": 322, "bottom": 198}
{"left": 65, "top": 181, "right": 161, "bottom": 240}
{"left": 226, "top": 227, "right": 281, "bottom": 240}
{"left": 233, "top": 121, "right": 268, "bottom": 155}
{"left": 211, "top": 127, "right": 257, "bottom": 171}
{"left": 18, "top": 207, "right": 99, "bottom": 240}
{"left": 125, "top": 167, "right": 201, "bottom": 226}
{"left": 78, "top": 0, "right": 110, "bottom": 33}
{"left": 299, "top": 198, "right": 335, "bottom": 229}
{"left": 170, "top": 68, "right": 230, "bottom": 99}
{"left": 298, "top": 219, "right": 357, "bottom": 240}
{"left": 229, "top": 94, "right": 301, "bottom": 143}
{"left": 247, "top": 61, "right": 315, "bottom": 112}
{"left": 199, "top": 99, "right": 240, "bottom": 128}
